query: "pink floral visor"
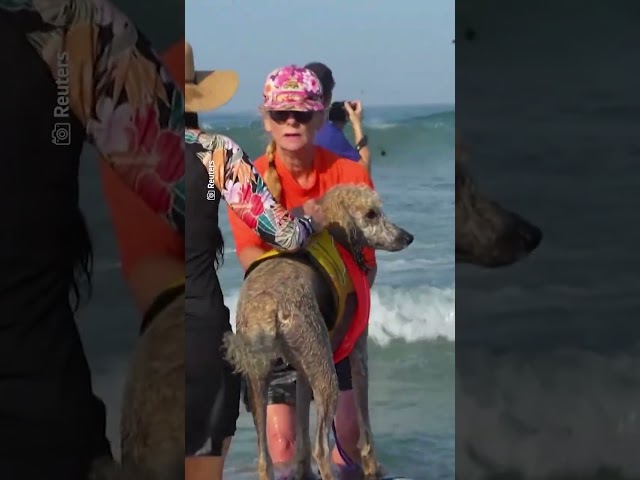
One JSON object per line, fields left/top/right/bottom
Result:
{"left": 262, "top": 65, "right": 325, "bottom": 112}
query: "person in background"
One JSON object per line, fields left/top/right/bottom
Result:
{"left": 305, "top": 62, "right": 371, "bottom": 174}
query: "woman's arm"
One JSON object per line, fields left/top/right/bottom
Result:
{"left": 10, "top": 0, "right": 185, "bottom": 312}
{"left": 189, "top": 131, "right": 322, "bottom": 251}
{"left": 9, "top": 1, "right": 184, "bottom": 231}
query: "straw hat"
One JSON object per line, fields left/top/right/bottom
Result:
{"left": 185, "top": 42, "right": 239, "bottom": 112}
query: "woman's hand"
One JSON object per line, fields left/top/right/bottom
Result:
{"left": 302, "top": 198, "right": 326, "bottom": 231}
{"left": 344, "top": 100, "right": 364, "bottom": 127}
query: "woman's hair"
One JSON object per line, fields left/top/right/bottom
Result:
{"left": 304, "top": 62, "right": 335, "bottom": 106}
{"left": 213, "top": 225, "right": 225, "bottom": 270}
{"left": 185, "top": 111, "right": 199, "bottom": 129}
{"left": 69, "top": 208, "right": 93, "bottom": 312}
{"left": 263, "top": 138, "right": 282, "bottom": 202}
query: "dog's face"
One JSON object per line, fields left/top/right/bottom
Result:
{"left": 320, "top": 184, "right": 414, "bottom": 252}
{"left": 455, "top": 142, "right": 542, "bottom": 267}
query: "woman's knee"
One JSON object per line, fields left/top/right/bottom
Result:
{"left": 266, "top": 404, "right": 297, "bottom": 463}
{"left": 185, "top": 327, "right": 240, "bottom": 456}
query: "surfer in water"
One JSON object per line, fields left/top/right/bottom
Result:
{"left": 305, "top": 62, "right": 372, "bottom": 174}
{"left": 229, "top": 64, "right": 377, "bottom": 480}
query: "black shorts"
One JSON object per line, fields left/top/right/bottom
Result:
{"left": 0, "top": 305, "right": 112, "bottom": 479}
{"left": 242, "top": 357, "right": 352, "bottom": 412}
{"left": 185, "top": 300, "right": 240, "bottom": 457}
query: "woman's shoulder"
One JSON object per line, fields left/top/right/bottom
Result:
{"left": 316, "top": 146, "right": 368, "bottom": 178}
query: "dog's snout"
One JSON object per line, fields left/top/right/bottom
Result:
{"left": 522, "top": 224, "right": 542, "bottom": 252}
{"left": 404, "top": 232, "right": 413, "bottom": 245}
{"left": 403, "top": 231, "right": 414, "bottom": 245}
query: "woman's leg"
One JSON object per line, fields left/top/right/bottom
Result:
{"left": 267, "top": 404, "right": 298, "bottom": 464}
{"left": 259, "top": 359, "right": 362, "bottom": 470}
{"left": 1, "top": 309, "right": 112, "bottom": 479}
{"left": 185, "top": 437, "right": 231, "bottom": 480}
{"left": 332, "top": 358, "right": 362, "bottom": 468}
{"left": 185, "top": 305, "right": 240, "bottom": 480}
{"left": 241, "top": 360, "right": 299, "bottom": 465}
{"left": 264, "top": 361, "right": 299, "bottom": 465}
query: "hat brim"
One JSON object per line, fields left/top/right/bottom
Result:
{"left": 185, "top": 70, "right": 239, "bottom": 112}
{"left": 263, "top": 99, "right": 325, "bottom": 112}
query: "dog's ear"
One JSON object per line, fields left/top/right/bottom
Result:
{"left": 348, "top": 220, "right": 359, "bottom": 245}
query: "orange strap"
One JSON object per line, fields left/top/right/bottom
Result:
{"left": 332, "top": 245, "right": 371, "bottom": 364}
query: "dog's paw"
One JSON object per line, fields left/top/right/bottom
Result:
{"left": 334, "top": 464, "right": 364, "bottom": 480}
{"left": 277, "top": 463, "right": 318, "bottom": 480}
{"left": 294, "top": 465, "right": 318, "bottom": 480}
{"left": 363, "top": 471, "right": 385, "bottom": 480}
{"left": 362, "top": 461, "right": 387, "bottom": 480}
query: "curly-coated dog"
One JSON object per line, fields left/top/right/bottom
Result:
{"left": 224, "top": 184, "right": 414, "bottom": 480}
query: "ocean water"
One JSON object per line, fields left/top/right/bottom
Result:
{"left": 455, "top": 2, "right": 640, "bottom": 478}
{"left": 74, "top": 103, "right": 455, "bottom": 479}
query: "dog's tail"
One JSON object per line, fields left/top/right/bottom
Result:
{"left": 223, "top": 293, "right": 280, "bottom": 379}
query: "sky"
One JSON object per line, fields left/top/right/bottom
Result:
{"left": 186, "top": 0, "right": 454, "bottom": 113}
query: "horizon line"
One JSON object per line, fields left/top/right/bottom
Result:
{"left": 210, "top": 101, "right": 455, "bottom": 116}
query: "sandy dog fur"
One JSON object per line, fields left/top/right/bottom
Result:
{"left": 88, "top": 293, "right": 185, "bottom": 480}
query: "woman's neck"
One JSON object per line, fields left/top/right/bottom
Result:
{"left": 277, "top": 145, "right": 315, "bottom": 178}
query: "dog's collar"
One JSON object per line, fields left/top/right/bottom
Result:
{"left": 140, "top": 282, "right": 185, "bottom": 335}
{"left": 351, "top": 246, "right": 370, "bottom": 274}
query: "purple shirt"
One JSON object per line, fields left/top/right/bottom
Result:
{"left": 314, "top": 121, "right": 360, "bottom": 161}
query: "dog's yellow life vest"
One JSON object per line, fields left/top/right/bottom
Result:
{"left": 245, "top": 230, "right": 354, "bottom": 334}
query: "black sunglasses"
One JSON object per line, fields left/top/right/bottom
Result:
{"left": 268, "top": 110, "right": 314, "bottom": 124}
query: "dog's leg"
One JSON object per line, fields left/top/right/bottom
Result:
{"left": 294, "top": 374, "right": 315, "bottom": 480}
{"left": 247, "top": 373, "right": 274, "bottom": 480}
{"left": 285, "top": 315, "right": 339, "bottom": 480}
{"left": 309, "top": 366, "right": 338, "bottom": 480}
{"left": 349, "top": 330, "right": 383, "bottom": 479}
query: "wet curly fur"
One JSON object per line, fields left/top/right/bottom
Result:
{"left": 455, "top": 133, "right": 542, "bottom": 267}
{"left": 224, "top": 184, "right": 413, "bottom": 480}
{"left": 88, "top": 293, "right": 185, "bottom": 480}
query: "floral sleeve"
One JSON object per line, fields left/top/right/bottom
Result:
{"left": 3, "top": 0, "right": 185, "bottom": 233}
{"left": 186, "top": 130, "right": 315, "bottom": 250}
